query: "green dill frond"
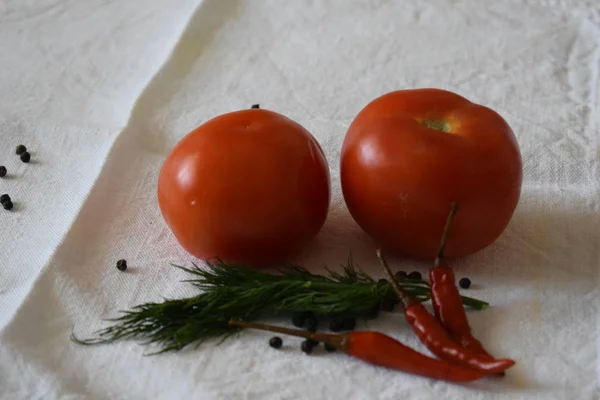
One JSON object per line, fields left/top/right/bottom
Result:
{"left": 72, "top": 258, "right": 487, "bottom": 353}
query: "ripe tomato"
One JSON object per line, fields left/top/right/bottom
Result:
{"left": 158, "top": 108, "right": 330, "bottom": 266}
{"left": 340, "top": 89, "right": 522, "bottom": 259}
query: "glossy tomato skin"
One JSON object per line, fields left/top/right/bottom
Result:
{"left": 341, "top": 89, "right": 522, "bottom": 259}
{"left": 158, "top": 109, "right": 330, "bottom": 266}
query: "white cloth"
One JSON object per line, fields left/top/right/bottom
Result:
{"left": 1, "top": 0, "right": 599, "bottom": 398}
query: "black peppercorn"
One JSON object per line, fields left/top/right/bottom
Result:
{"left": 342, "top": 317, "right": 356, "bottom": 331}
{"left": 329, "top": 318, "right": 344, "bottom": 332}
{"left": 380, "top": 297, "right": 396, "bottom": 312}
{"left": 0, "top": 194, "right": 9, "bottom": 204}
{"left": 408, "top": 271, "right": 422, "bottom": 280}
{"left": 306, "top": 338, "right": 319, "bottom": 347}
{"left": 269, "top": 336, "right": 282, "bottom": 349}
{"left": 459, "top": 277, "right": 471, "bottom": 289}
{"left": 3, "top": 201, "right": 13, "bottom": 210}
{"left": 394, "top": 270, "right": 408, "bottom": 280}
{"left": 377, "top": 278, "right": 388, "bottom": 285}
{"left": 0, "top": 166, "right": 6, "bottom": 178}
{"left": 16, "top": 145, "right": 26, "bottom": 155}
{"left": 291, "top": 311, "right": 307, "bottom": 328}
{"left": 306, "top": 318, "right": 319, "bottom": 333}
{"left": 305, "top": 313, "right": 318, "bottom": 332}
{"left": 116, "top": 259, "right": 127, "bottom": 271}
{"left": 366, "top": 305, "right": 379, "bottom": 319}
{"left": 301, "top": 340, "right": 313, "bottom": 354}
{"left": 20, "top": 152, "right": 31, "bottom": 163}
{"left": 251, "top": 104, "right": 260, "bottom": 109}
{"left": 324, "top": 343, "right": 336, "bottom": 352}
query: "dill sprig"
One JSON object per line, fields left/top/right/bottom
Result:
{"left": 72, "top": 259, "right": 488, "bottom": 353}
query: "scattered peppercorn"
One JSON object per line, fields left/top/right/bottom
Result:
{"left": 342, "top": 317, "right": 356, "bottom": 331}
{"left": 251, "top": 104, "right": 260, "bottom": 109}
{"left": 16, "top": 145, "right": 26, "bottom": 155}
{"left": 0, "top": 166, "right": 6, "bottom": 178}
{"left": 329, "top": 318, "right": 343, "bottom": 332}
{"left": 366, "top": 305, "right": 379, "bottom": 319}
{"left": 0, "top": 194, "right": 9, "bottom": 204}
{"left": 380, "top": 297, "right": 396, "bottom": 312}
{"left": 408, "top": 271, "right": 422, "bottom": 280}
{"left": 291, "top": 311, "right": 307, "bottom": 328}
{"left": 3, "top": 201, "right": 13, "bottom": 210}
{"left": 116, "top": 259, "right": 127, "bottom": 271}
{"left": 305, "top": 313, "right": 318, "bottom": 332}
{"left": 301, "top": 340, "right": 313, "bottom": 354}
{"left": 306, "top": 338, "right": 319, "bottom": 347}
{"left": 459, "top": 277, "right": 471, "bottom": 289}
{"left": 324, "top": 343, "right": 336, "bottom": 352}
{"left": 20, "top": 152, "right": 31, "bottom": 163}
{"left": 269, "top": 336, "right": 283, "bottom": 349}
{"left": 394, "top": 270, "right": 408, "bottom": 280}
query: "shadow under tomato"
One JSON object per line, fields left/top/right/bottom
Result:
{"left": 299, "top": 192, "right": 599, "bottom": 290}
{"left": 291, "top": 200, "right": 380, "bottom": 274}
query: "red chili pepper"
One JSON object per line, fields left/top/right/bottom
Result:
{"left": 430, "top": 265, "right": 496, "bottom": 358}
{"left": 377, "top": 248, "right": 514, "bottom": 375}
{"left": 405, "top": 302, "right": 513, "bottom": 373}
{"left": 429, "top": 203, "right": 505, "bottom": 363}
{"left": 229, "top": 320, "right": 487, "bottom": 382}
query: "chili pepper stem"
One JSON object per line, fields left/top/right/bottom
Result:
{"left": 376, "top": 248, "right": 415, "bottom": 308}
{"left": 229, "top": 320, "right": 346, "bottom": 349}
{"left": 231, "top": 321, "right": 487, "bottom": 382}
{"left": 433, "top": 202, "right": 459, "bottom": 268}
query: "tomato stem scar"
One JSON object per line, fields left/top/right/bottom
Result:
{"left": 423, "top": 119, "right": 452, "bottom": 133}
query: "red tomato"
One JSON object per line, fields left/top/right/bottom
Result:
{"left": 340, "top": 89, "right": 522, "bottom": 259}
{"left": 158, "top": 108, "right": 330, "bottom": 266}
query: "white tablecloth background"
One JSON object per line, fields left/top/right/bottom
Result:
{"left": 1, "top": 1, "right": 599, "bottom": 399}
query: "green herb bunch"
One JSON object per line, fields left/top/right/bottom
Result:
{"left": 73, "top": 258, "right": 487, "bottom": 353}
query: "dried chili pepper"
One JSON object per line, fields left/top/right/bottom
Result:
{"left": 377, "top": 248, "right": 514, "bottom": 375}
{"left": 429, "top": 203, "right": 500, "bottom": 362}
{"left": 229, "top": 320, "right": 487, "bottom": 382}
{"left": 430, "top": 265, "right": 496, "bottom": 358}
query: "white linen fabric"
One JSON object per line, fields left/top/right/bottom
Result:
{"left": 0, "top": 0, "right": 598, "bottom": 399}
